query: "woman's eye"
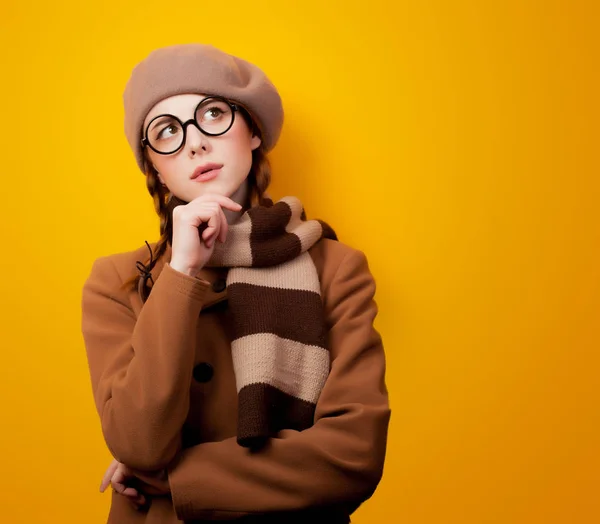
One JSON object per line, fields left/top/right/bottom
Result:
{"left": 157, "top": 124, "right": 179, "bottom": 140}
{"left": 205, "top": 107, "right": 224, "bottom": 119}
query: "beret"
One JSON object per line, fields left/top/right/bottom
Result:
{"left": 123, "top": 43, "right": 284, "bottom": 173}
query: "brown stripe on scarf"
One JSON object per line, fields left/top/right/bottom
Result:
{"left": 237, "top": 383, "right": 316, "bottom": 446}
{"left": 227, "top": 284, "right": 327, "bottom": 348}
{"left": 248, "top": 200, "right": 303, "bottom": 266}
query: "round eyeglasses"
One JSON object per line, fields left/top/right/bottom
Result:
{"left": 141, "top": 96, "right": 239, "bottom": 155}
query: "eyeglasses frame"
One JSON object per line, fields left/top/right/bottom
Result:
{"left": 140, "top": 95, "right": 240, "bottom": 155}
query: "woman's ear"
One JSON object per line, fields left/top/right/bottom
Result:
{"left": 250, "top": 134, "right": 262, "bottom": 151}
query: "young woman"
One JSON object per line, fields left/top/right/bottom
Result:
{"left": 81, "top": 43, "right": 390, "bottom": 523}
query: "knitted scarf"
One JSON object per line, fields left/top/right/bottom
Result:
{"left": 141, "top": 196, "right": 338, "bottom": 448}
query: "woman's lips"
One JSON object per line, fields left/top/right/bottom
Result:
{"left": 193, "top": 168, "right": 221, "bottom": 182}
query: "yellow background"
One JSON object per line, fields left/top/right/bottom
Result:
{"left": 1, "top": 1, "right": 598, "bottom": 522}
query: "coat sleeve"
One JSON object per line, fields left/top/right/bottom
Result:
{"left": 81, "top": 257, "right": 211, "bottom": 470}
{"left": 166, "top": 248, "right": 391, "bottom": 521}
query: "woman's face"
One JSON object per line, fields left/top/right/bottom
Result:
{"left": 142, "top": 93, "right": 261, "bottom": 202}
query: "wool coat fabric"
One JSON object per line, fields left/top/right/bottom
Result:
{"left": 81, "top": 237, "right": 390, "bottom": 523}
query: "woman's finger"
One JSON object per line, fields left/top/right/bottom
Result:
{"left": 197, "top": 193, "right": 242, "bottom": 212}
{"left": 218, "top": 205, "right": 228, "bottom": 243}
{"left": 112, "top": 479, "right": 139, "bottom": 498}
{"left": 202, "top": 208, "right": 221, "bottom": 247}
{"left": 121, "top": 486, "right": 140, "bottom": 498}
{"left": 111, "top": 463, "right": 138, "bottom": 496}
{"left": 198, "top": 201, "right": 229, "bottom": 245}
{"left": 101, "top": 457, "right": 151, "bottom": 510}
{"left": 111, "top": 465, "right": 126, "bottom": 486}
{"left": 100, "top": 460, "right": 120, "bottom": 492}
{"left": 110, "top": 466, "right": 138, "bottom": 499}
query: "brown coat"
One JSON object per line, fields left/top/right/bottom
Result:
{"left": 81, "top": 238, "right": 390, "bottom": 523}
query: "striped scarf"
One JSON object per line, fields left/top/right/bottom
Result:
{"left": 200, "top": 196, "right": 338, "bottom": 447}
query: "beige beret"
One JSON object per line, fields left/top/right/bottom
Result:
{"left": 123, "top": 43, "right": 284, "bottom": 173}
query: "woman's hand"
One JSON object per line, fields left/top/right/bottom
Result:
{"left": 100, "top": 459, "right": 170, "bottom": 510}
{"left": 170, "top": 193, "right": 242, "bottom": 277}
{"left": 100, "top": 459, "right": 146, "bottom": 510}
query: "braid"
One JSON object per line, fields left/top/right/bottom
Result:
{"left": 248, "top": 144, "right": 272, "bottom": 206}
{"left": 121, "top": 159, "right": 173, "bottom": 293}
{"left": 146, "top": 167, "right": 172, "bottom": 260}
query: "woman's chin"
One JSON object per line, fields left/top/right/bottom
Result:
{"left": 185, "top": 178, "right": 244, "bottom": 202}
{"left": 187, "top": 184, "right": 228, "bottom": 200}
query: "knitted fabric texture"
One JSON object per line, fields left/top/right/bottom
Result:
{"left": 148, "top": 196, "right": 337, "bottom": 447}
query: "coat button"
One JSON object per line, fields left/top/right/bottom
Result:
{"left": 193, "top": 363, "right": 214, "bottom": 383}
{"left": 212, "top": 278, "right": 227, "bottom": 293}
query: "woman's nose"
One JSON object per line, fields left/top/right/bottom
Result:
{"left": 186, "top": 124, "right": 209, "bottom": 155}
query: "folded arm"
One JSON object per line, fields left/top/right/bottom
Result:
{"left": 82, "top": 258, "right": 211, "bottom": 470}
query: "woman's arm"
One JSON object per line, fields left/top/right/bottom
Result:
{"left": 165, "top": 248, "right": 391, "bottom": 521}
{"left": 81, "top": 257, "right": 211, "bottom": 470}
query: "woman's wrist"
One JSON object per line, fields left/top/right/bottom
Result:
{"left": 169, "top": 259, "right": 202, "bottom": 277}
